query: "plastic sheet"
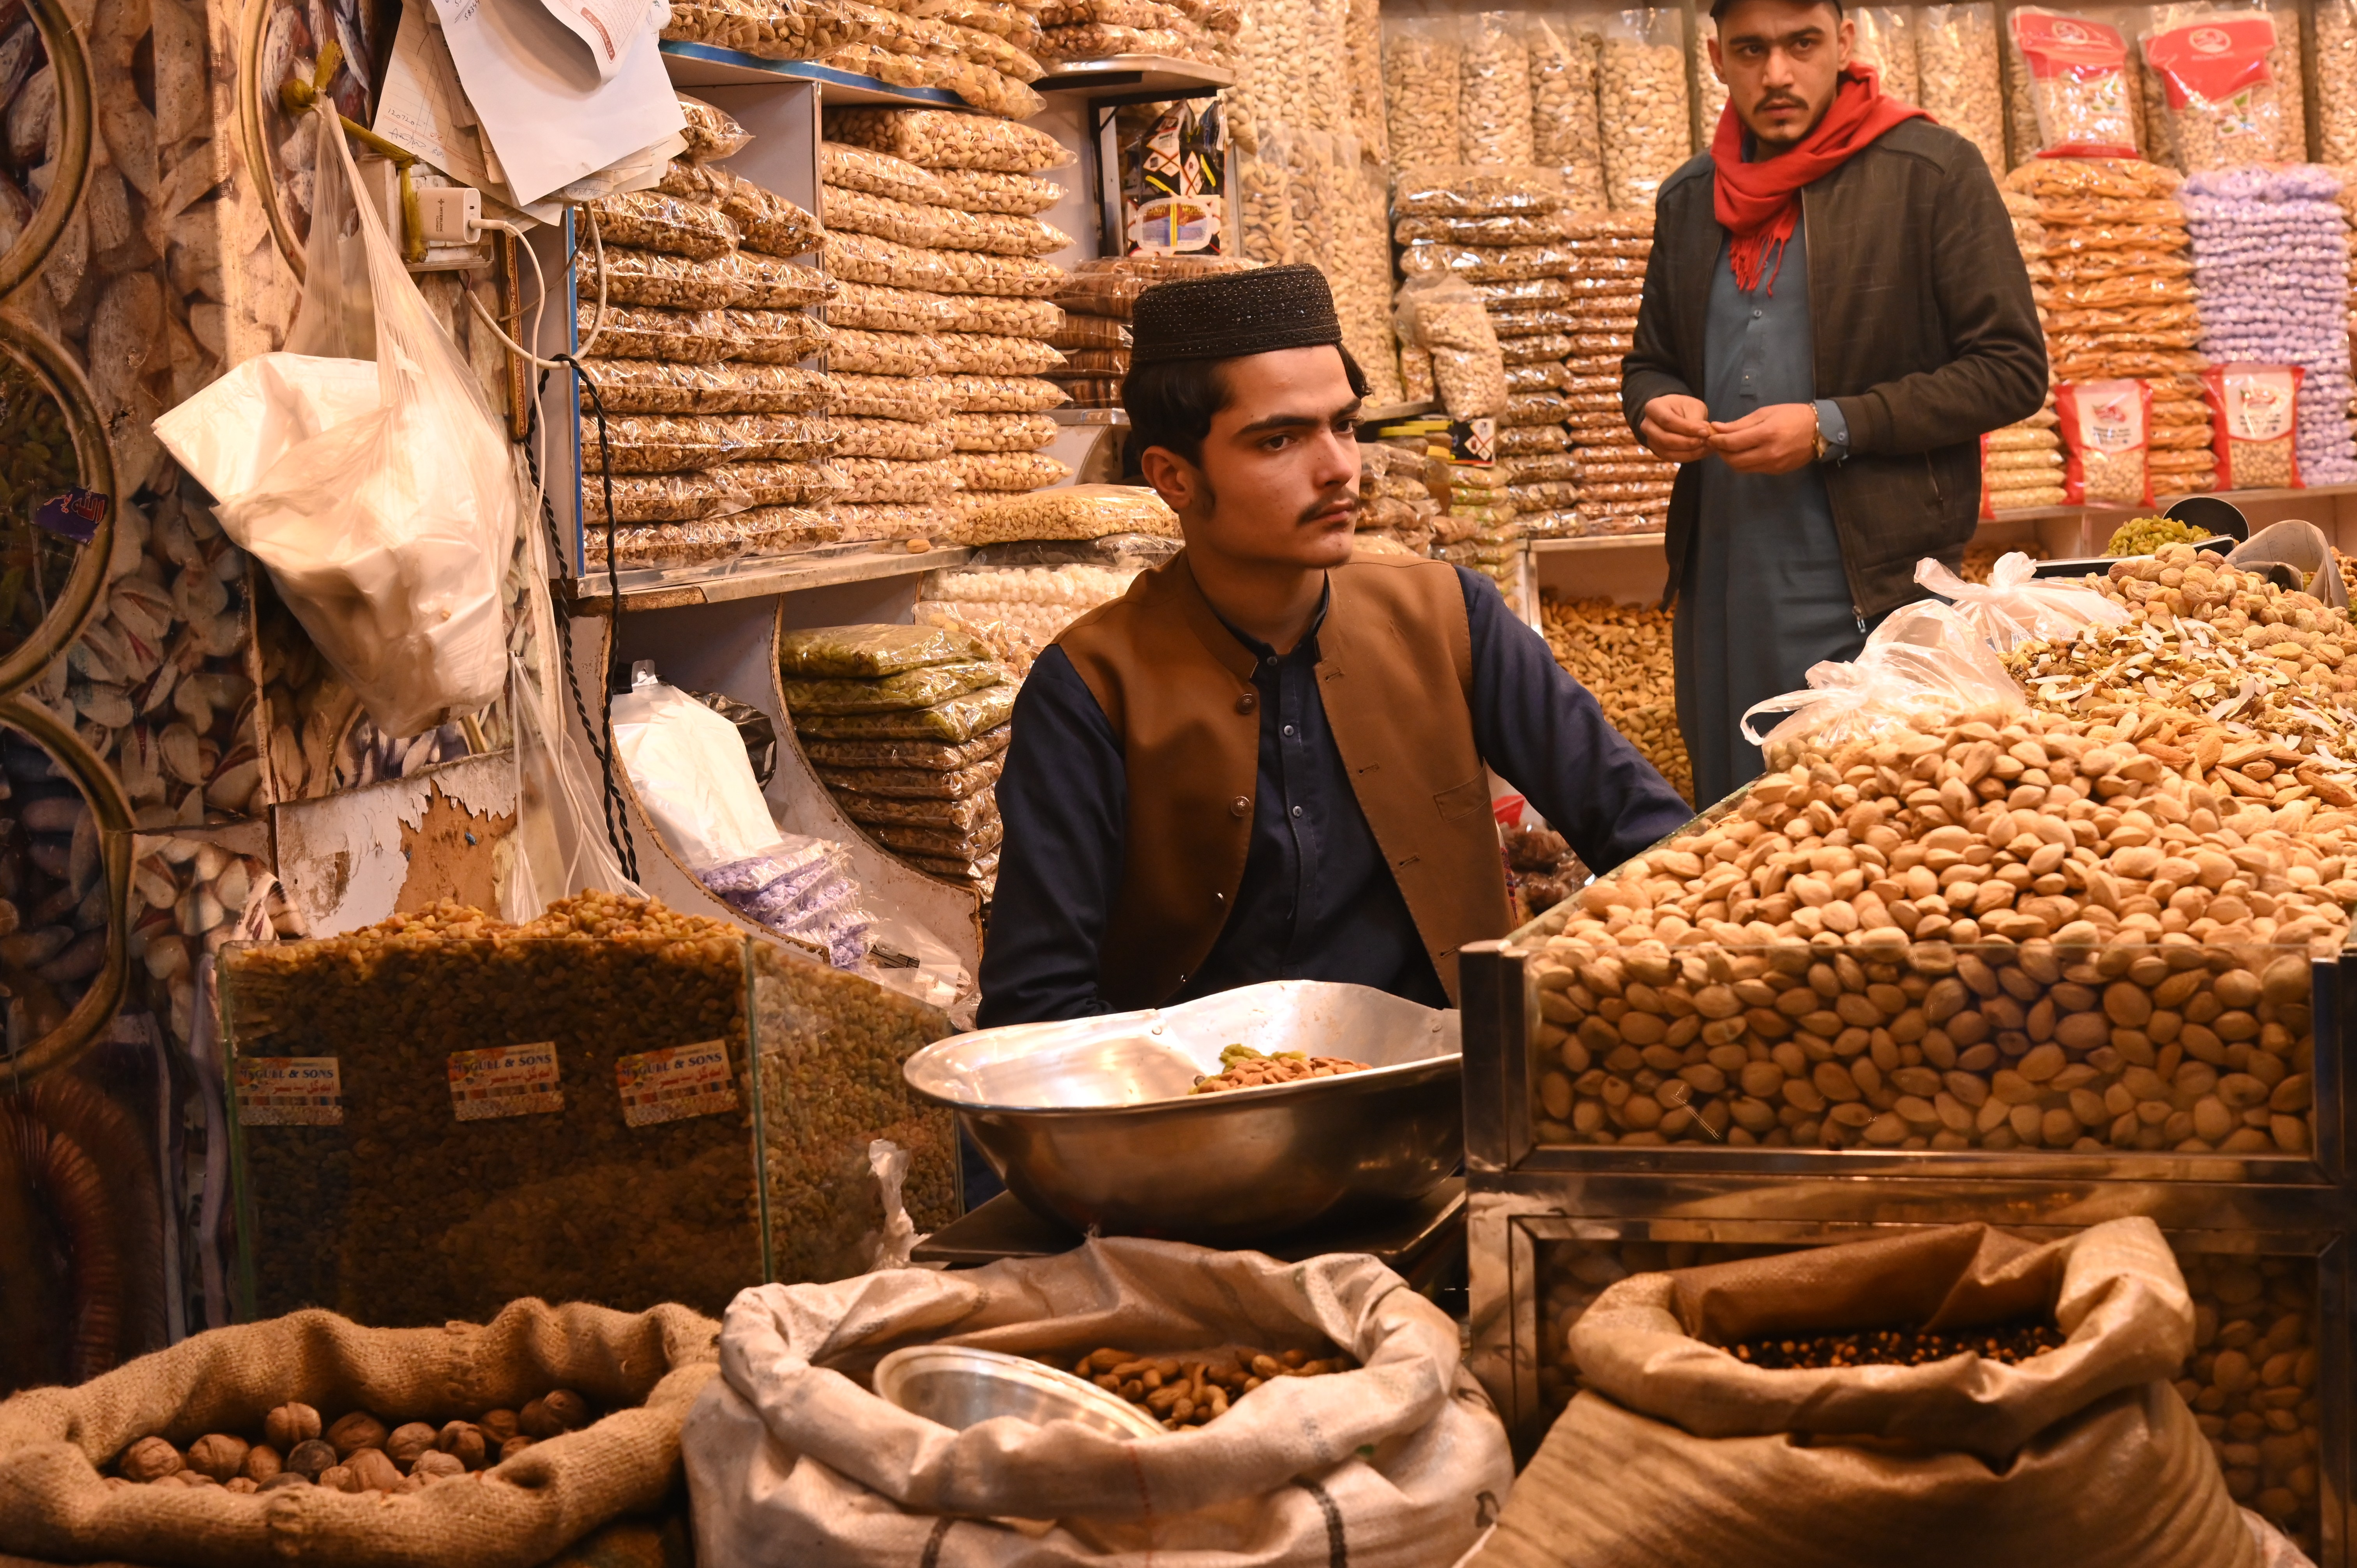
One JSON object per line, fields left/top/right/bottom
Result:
{"left": 825, "top": 107, "right": 1077, "bottom": 172}
{"left": 576, "top": 359, "right": 837, "bottom": 416}
{"left": 1396, "top": 273, "right": 1507, "bottom": 419}
{"left": 1394, "top": 210, "right": 1575, "bottom": 246}
{"left": 584, "top": 191, "right": 740, "bottom": 260}
{"left": 731, "top": 254, "right": 837, "bottom": 309}
{"left": 2007, "top": 7, "right": 2138, "bottom": 158}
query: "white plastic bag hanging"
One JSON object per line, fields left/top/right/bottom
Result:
{"left": 612, "top": 667, "right": 781, "bottom": 868}
{"left": 1914, "top": 551, "right": 2129, "bottom": 652}
{"left": 179, "top": 107, "right": 515, "bottom": 738}
{"left": 1741, "top": 601, "right": 2025, "bottom": 759}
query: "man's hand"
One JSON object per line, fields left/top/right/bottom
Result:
{"left": 1709, "top": 403, "right": 1820, "bottom": 475}
{"left": 1639, "top": 395, "right": 1712, "bottom": 463}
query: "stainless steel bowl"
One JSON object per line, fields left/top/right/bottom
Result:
{"left": 873, "top": 1345, "right": 1168, "bottom": 1440}
{"left": 903, "top": 980, "right": 1462, "bottom": 1245}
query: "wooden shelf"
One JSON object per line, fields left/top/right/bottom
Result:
{"left": 658, "top": 42, "right": 967, "bottom": 104}
{"left": 567, "top": 545, "right": 970, "bottom": 613}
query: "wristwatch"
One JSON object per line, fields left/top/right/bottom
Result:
{"left": 1810, "top": 405, "right": 1829, "bottom": 463}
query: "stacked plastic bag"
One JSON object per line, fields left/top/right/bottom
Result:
{"left": 1552, "top": 210, "right": 1671, "bottom": 536}
{"left": 574, "top": 95, "right": 846, "bottom": 572}
{"left": 2008, "top": 156, "right": 2214, "bottom": 498}
{"left": 1033, "top": 0, "right": 1239, "bottom": 72}
{"left": 1048, "top": 253, "right": 1253, "bottom": 408}
{"left": 1354, "top": 441, "right": 1440, "bottom": 556}
{"left": 1983, "top": 189, "right": 2068, "bottom": 512}
{"left": 913, "top": 559, "right": 1145, "bottom": 675}
{"left": 2180, "top": 164, "right": 2357, "bottom": 486}
{"left": 823, "top": 109, "right": 1081, "bottom": 541}
{"left": 1433, "top": 457, "right": 1525, "bottom": 613}
{"left": 779, "top": 623, "right": 1012, "bottom": 888}
{"left": 811, "top": 0, "right": 1052, "bottom": 119}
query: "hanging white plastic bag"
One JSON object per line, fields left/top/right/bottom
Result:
{"left": 1914, "top": 551, "right": 2129, "bottom": 652}
{"left": 1740, "top": 601, "right": 2025, "bottom": 762}
{"left": 159, "top": 107, "right": 515, "bottom": 739}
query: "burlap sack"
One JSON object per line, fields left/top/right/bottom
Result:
{"left": 0, "top": 1299, "right": 719, "bottom": 1568}
{"left": 684, "top": 1238, "right": 1514, "bottom": 1567}
{"left": 1477, "top": 1219, "right": 2258, "bottom": 1568}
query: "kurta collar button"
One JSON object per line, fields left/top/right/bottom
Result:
{"left": 1229, "top": 796, "right": 1250, "bottom": 817}
{"left": 1236, "top": 693, "right": 1257, "bottom": 713}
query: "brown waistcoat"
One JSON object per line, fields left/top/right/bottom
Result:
{"left": 1054, "top": 551, "right": 1509, "bottom": 1011}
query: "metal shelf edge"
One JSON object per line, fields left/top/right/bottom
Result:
{"left": 566, "top": 545, "right": 972, "bottom": 611}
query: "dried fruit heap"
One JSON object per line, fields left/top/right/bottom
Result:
{"left": 1189, "top": 1044, "right": 1371, "bottom": 1094}
{"left": 1540, "top": 593, "right": 1694, "bottom": 806}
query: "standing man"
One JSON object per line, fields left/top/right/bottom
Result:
{"left": 979, "top": 265, "right": 1691, "bottom": 1030}
{"left": 1624, "top": 0, "right": 2046, "bottom": 806}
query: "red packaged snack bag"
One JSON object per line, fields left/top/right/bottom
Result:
{"left": 2201, "top": 362, "right": 2303, "bottom": 491}
{"left": 2011, "top": 9, "right": 2139, "bottom": 158}
{"left": 2142, "top": 15, "right": 2283, "bottom": 170}
{"left": 2056, "top": 378, "right": 2155, "bottom": 507}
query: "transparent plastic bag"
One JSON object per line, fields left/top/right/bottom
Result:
{"left": 813, "top": 755, "right": 1004, "bottom": 799}
{"left": 1917, "top": 3, "right": 2007, "bottom": 172}
{"left": 830, "top": 327, "right": 945, "bottom": 377}
{"left": 825, "top": 183, "right": 949, "bottom": 246}
{"left": 580, "top": 469, "right": 753, "bottom": 524}
{"left": 830, "top": 279, "right": 956, "bottom": 331}
{"left": 577, "top": 359, "right": 837, "bottom": 415}
{"left": 1914, "top": 550, "right": 2130, "bottom": 652}
{"left": 829, "top": 501, "right": 949, "bottom": 540}
{"left": 936, "top": 332, "right": 1067, "bottom": 376}
{"left": 721, "top": 180, "right": 827, "bottom": 258}
{"left": 930, "top": 250, "right": 1066, "bottom": 298}
{"left": 1852, "top": 7, "right": 1921, "bottom": 102}
{"left": 2142, "top": 12, "right": 2285, "bottom": 170}
{"left": 1045, "top": 374, "right": 1124, "bottom": 407}
{"left": 1597, "top": 9, "right": 1690, "bottom": 210}
{"left": 613, "top": 669, "right": 782, "bottom": 869}
{"left": 1035, "top": 19, "right": 1184, "bottom": 56}
{"left": 1398, "top": 241, "right": 1574, "bottom": 282}
{"left": 826, "top": 107, "right": 1077, "bottom": 172}
{"left": 944, "top": 411, "right": 1058, "bottom": 450}
{"left": 825, "top": 231, "right": 954, "bottom": 291}
{"left": 731, "top": 254, "right": 836, "bottom": 309}
{"left": 664, "top": 0, "right": 879, "bottom": 58}
{"left": 1506, "top": 361, "right": 1569, "bottom": 393}
{"left": 1458, "top": 10, "right": 1534, "bottom": 164}
{"left": 835, "top": 788, "right": 1000, "bottom": 833}
{"left": 871, "top": 817, "right": 1005, "bottom": 857}
{"left": 1528, "top": 16, "right": 1606, "bottom": 209}
{"left": 800, "top": 727, "right": 1011, "bottom": 769}
{"left": 657, "top": 159, "right": 735, "bottom": 206}
{"left": 780, "top": 621, "right": 994, "bottom": 677}
{"left": 938, "top": 293, "right": 1063, "bottom": 337}
{"left": 731, "top": 307, "right": 830, "bottom": 363}
{"left": 1048, "top": 313, "right": 1131, "bottom": 352}
{"left": 1039, "top": 0, "right": 1181, "bottom": 26}
{"left": 956, "top": 483, "right": 1178, "bottom": 543}
{"left": 676, "top": 94, "right": 754, "bottom": 161}
{"left": 945, "top": 449, "right": 1071, "bottom": 491}
{"left": 830, "top": 373, "right": 952, "bottom": 422}
{"left": 824, "top": 141, "right": 950, "bottom": 205}
{"left": 584, "top": 190, "right": 739, "bottom": 260}
{"left": 1489, "top": 306, "right": 1581, "bottom": 336}
{"left": 836, "top": 455, "right": 960, "bottom": 502}
{"left": 917, "top": 0, "right": 1042, "bottom": 39}
{"left": 583, "top": 509, "right": 842, "bottom": 570}
{"left": 1394, "top": 210, "right": 1575, "bottom": 245}
{"left": 929, "top": 167, "right": 1066, "bottom": 215}
{"left": 1740, "top": 601, "right": 2026, "bottom": 760}
{"left": 1496, "top": 422, "right": 1571, "bottom": 455}
{"left": 2056, "top": 377, "right": 2155, "bottom": 506}
{"left": 1392, "top": 163, "right": 1565, "bottom": 218}
{"left": 189, "top": 107, "right": 514, "bottom": 739}
{"left": 579, "top": 412, "right": 828, "bottom": 472}
{"left": 933, "top": 207, "right": 1072, "bottom": 257}
{"left": 731, "top": 459, "right": 848, "bottom": 506}
{"left": 831, "top": 415, "right": 956, "bottom": 461}
{"left": 782, "top": 659, "right": 1002, "bottom": 714}
{"left": 791, "top": 683, "right": 1018, "bottom": 741}
{"left": 945, "top": 373, "right": 1071, "bottom": 411}
{"left": 1473, "top": 276, "right": 1572, "bottom": 306}
{"left": 2202, "top": 363, "right": 2302, "bottom": 490}
{"left": 1383, "top": 15, "right": 1463, "bottom": 175}
{"left": 1052, "top": 253, "right": 1250, "bottom": 316}
{"left": 1396, "top": 273, "right": 1507, "bottom": 419}
{"left": 585, "top": 246, "right": 741, "bottom": 310}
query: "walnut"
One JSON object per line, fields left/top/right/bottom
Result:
{"left": 119, "top": 1437, "right": 184, "bottom": 1483}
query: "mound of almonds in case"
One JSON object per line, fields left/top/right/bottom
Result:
{"left": 108, "top": 1393, "right": 594, "bottom": 1494}
{"left": 1034, "top": 1346, "right": 1353, "bottom": 1430}
{"left": 1520, "top": 682, "right": 2349, "bottom": 1151}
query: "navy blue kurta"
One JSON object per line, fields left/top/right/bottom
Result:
{"left": 975, "top": 565, "right": 1694, "bottom": 1028}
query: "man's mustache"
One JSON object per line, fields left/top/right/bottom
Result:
{"left": 1301, "top": 486, "right": 1359, "bottom": 525}
{"left": 1756, "top": 94, "right": 1807, "bottom": 111}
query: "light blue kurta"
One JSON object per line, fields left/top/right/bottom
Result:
{"left": 1671, "top": 220, "right": 1877, "bottom": 806}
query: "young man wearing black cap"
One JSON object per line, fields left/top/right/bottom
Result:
{"left": 1626, "top": 0, "right": 2046, "bottom": 806}
{"left": 976, "top": 263, "right": 1693, "bottom": 1029}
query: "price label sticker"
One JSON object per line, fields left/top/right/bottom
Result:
{"left": 616, "top": 1040, "right": 739, "bottom": 1128}
{"left": 235, "top": 1056, "right": 343, "bottom": 1126}
{"left": 448, "top": 1042, "right": 564, "bottom": 1122}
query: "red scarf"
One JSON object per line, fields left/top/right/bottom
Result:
{"left": 1712, "top": 64, "right": 1928, "bottom": 294}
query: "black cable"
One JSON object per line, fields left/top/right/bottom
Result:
{"left": 523, "top": 374, "right": 638, "bottom": 882}
{"left": 552, "top": 352, "right": 640, "bottom": 884}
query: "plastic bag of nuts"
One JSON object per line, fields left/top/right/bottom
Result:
{"left": 823, "top": 140, "right": 949, "bottom": 205}
{"left": 581, "top": 190, "right": 740, "bottom": 260}
{"left": 831, "top": 372, "right": 953, "bottom": 421}
{"left": 581, "top": 246, "right": 742, "bottom": 310}
{"left": 1383, "top": 15, "right": 1463, "bottom": 177}
{"left": 1394, "top": 163, "right": 1568, "bottom": 219}
{"left": 829, "top": 415, "right": 956, "bottom": 461}
{"left": 834, "top": 455, "right": 961, "bottom": 503}
{"left": 829, "top": 327, "right": 945, "bottom": 378}
{"left": 824, "top": 230, "right": 954, "bottom": 292}
{"left": 729, "top": 307, "right": 831, "bottom": 364}
{"left": 719, "top": 179, "right": 827, "bottom": 258}
{"left": 943, "top": 411, "right": 1058, "bottom": 450}
{"left": 829, "top": 279, "right": 956, "bottom": 332}
{"left": 1396, "top": 273, "right": 1509, "bottom": 419}
{"left": 944, "top": 449, "right": 1071, "bottom": 491}
{"left": 2057, "top": 378, "right": 2156, "bottom": 507}
{"left": 586, "top": 509, "right": 845, "bottom": 570}
{"left": 579, "top": 469, "right": 754, "bottom": 524}
{"left": 1597, "top": 9, "right": 1691, "bottom": 211}
{"left": 663, "top": 0, "right": 879, "bottom": 58}
{"left": 938, "top": 292, "right": 1064, "bottom": 336}
{"left": 822, "top": 182, "right": 948, "bottom": 246}
{"left": 931, "top": 207, "right": 1073, "bottom": 256}
{"left": 929, "top": 167, "right": 1066, "bottom": 215}
{"left": 578, "top": 413, "right": 831, "bottom": 471}
{"left": 936, "top": 332, "right": 1067, "bottom": 376}
{"left": 957, "top": 483, "right": 1178, "bottom": 542}
{"left": 730, "top": 254, "right": 837, "bottom": 309}
{"left": 825, "top": 106, "right": 1078, "bottom": 172}
{"left": 1918, "top": 2, "right": 2008, "bottom": 173}
{"left": 675, "top": 94, "right": 755, "bottom": 162}
{"left": 575, "top": 359, "right": 838, "bottom": 416}
{"left": 2201, "top": 364, "right": 2302, "bottom": 491}
{"left": 1528, "top": 14, "right": 1606, "bottom": 209}
{"left": 945, "top": 372, "right": 1072, "bottom": 411}
{"left": 1458, "top": 9, "right": 1534, "bottom": 164}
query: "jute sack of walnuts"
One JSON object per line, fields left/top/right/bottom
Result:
{"left": 0, "top": 1298, "right": 717, "bottom": 1568}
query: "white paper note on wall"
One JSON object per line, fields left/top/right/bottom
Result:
{"left": 426, "top": 0, "right": 684, "bottom": 208}
{"left": 539, "top": 0, "right": 657, "bottom": 83}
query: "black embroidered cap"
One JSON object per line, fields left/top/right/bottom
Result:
{"left": 1129, "top": 263, "right": 1344, "bottom": 366}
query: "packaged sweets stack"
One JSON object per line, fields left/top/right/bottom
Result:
{"left": 1048, "top": 253, "right": 1252, "bottom": 406}
{"left": 575, "top": 96, "right": 845, "bottom": 573}
{"left": 1981, "top": 397, "right": 2067, "bottom": 512}
{"left": 1392, "top": 165, "right": 1570, "bottom": 436}
{"left": 2180, "top": 164, "right": 2357, "bottom": 486}
{"left": 779, "top": 623, "right": 1013, "bottom": 889}
{"left": 823, "top": 109, "right": 1083, "bottom": 540}
{"left": 2007, "top": 157, "right": 2213, "bottom": 494}
{"left": 1433, "top": 458, "right": 1525, "bottom": 615}
{"left": 1354, "top": 440, "right": 1441, "bottom": 556}
{"left": 1557, "top": 210, "right": 1673, "bottom": 536}
{"left": 913, "top": 560, "right": 1145, "bottom": 675}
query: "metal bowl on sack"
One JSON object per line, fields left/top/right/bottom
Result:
{"left": 873, "top": 1345, "right": 1168, "bottom": 1440}
{"left": 902, "top": 980, "right": 1462, "bottom": 1245}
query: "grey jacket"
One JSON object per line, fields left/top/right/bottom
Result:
{"left": 1622, "top": 117, "right": 2048, "bottom": 618}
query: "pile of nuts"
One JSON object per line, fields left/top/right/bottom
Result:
{"left": 1728, "top": 1321, "right": 2066, "bottom": 1368}
{"left": 1037, "top": 1346, "right": 1353, "bottom": 1430}
{"left": 108, "top": 1393, "right": 593, "bottom": 1495}
{"left": 1188, "top": 1045, "right": 1372, "bottom": 1094}
{"left": 2009, "top": 547, "right": 2357, "bottom": 791}
{"left": 1539, "top": 594, "right": 1694, "bottom": 806}
{"left": 1517, "top": 692, "right": 2353, "bottom": 1151}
